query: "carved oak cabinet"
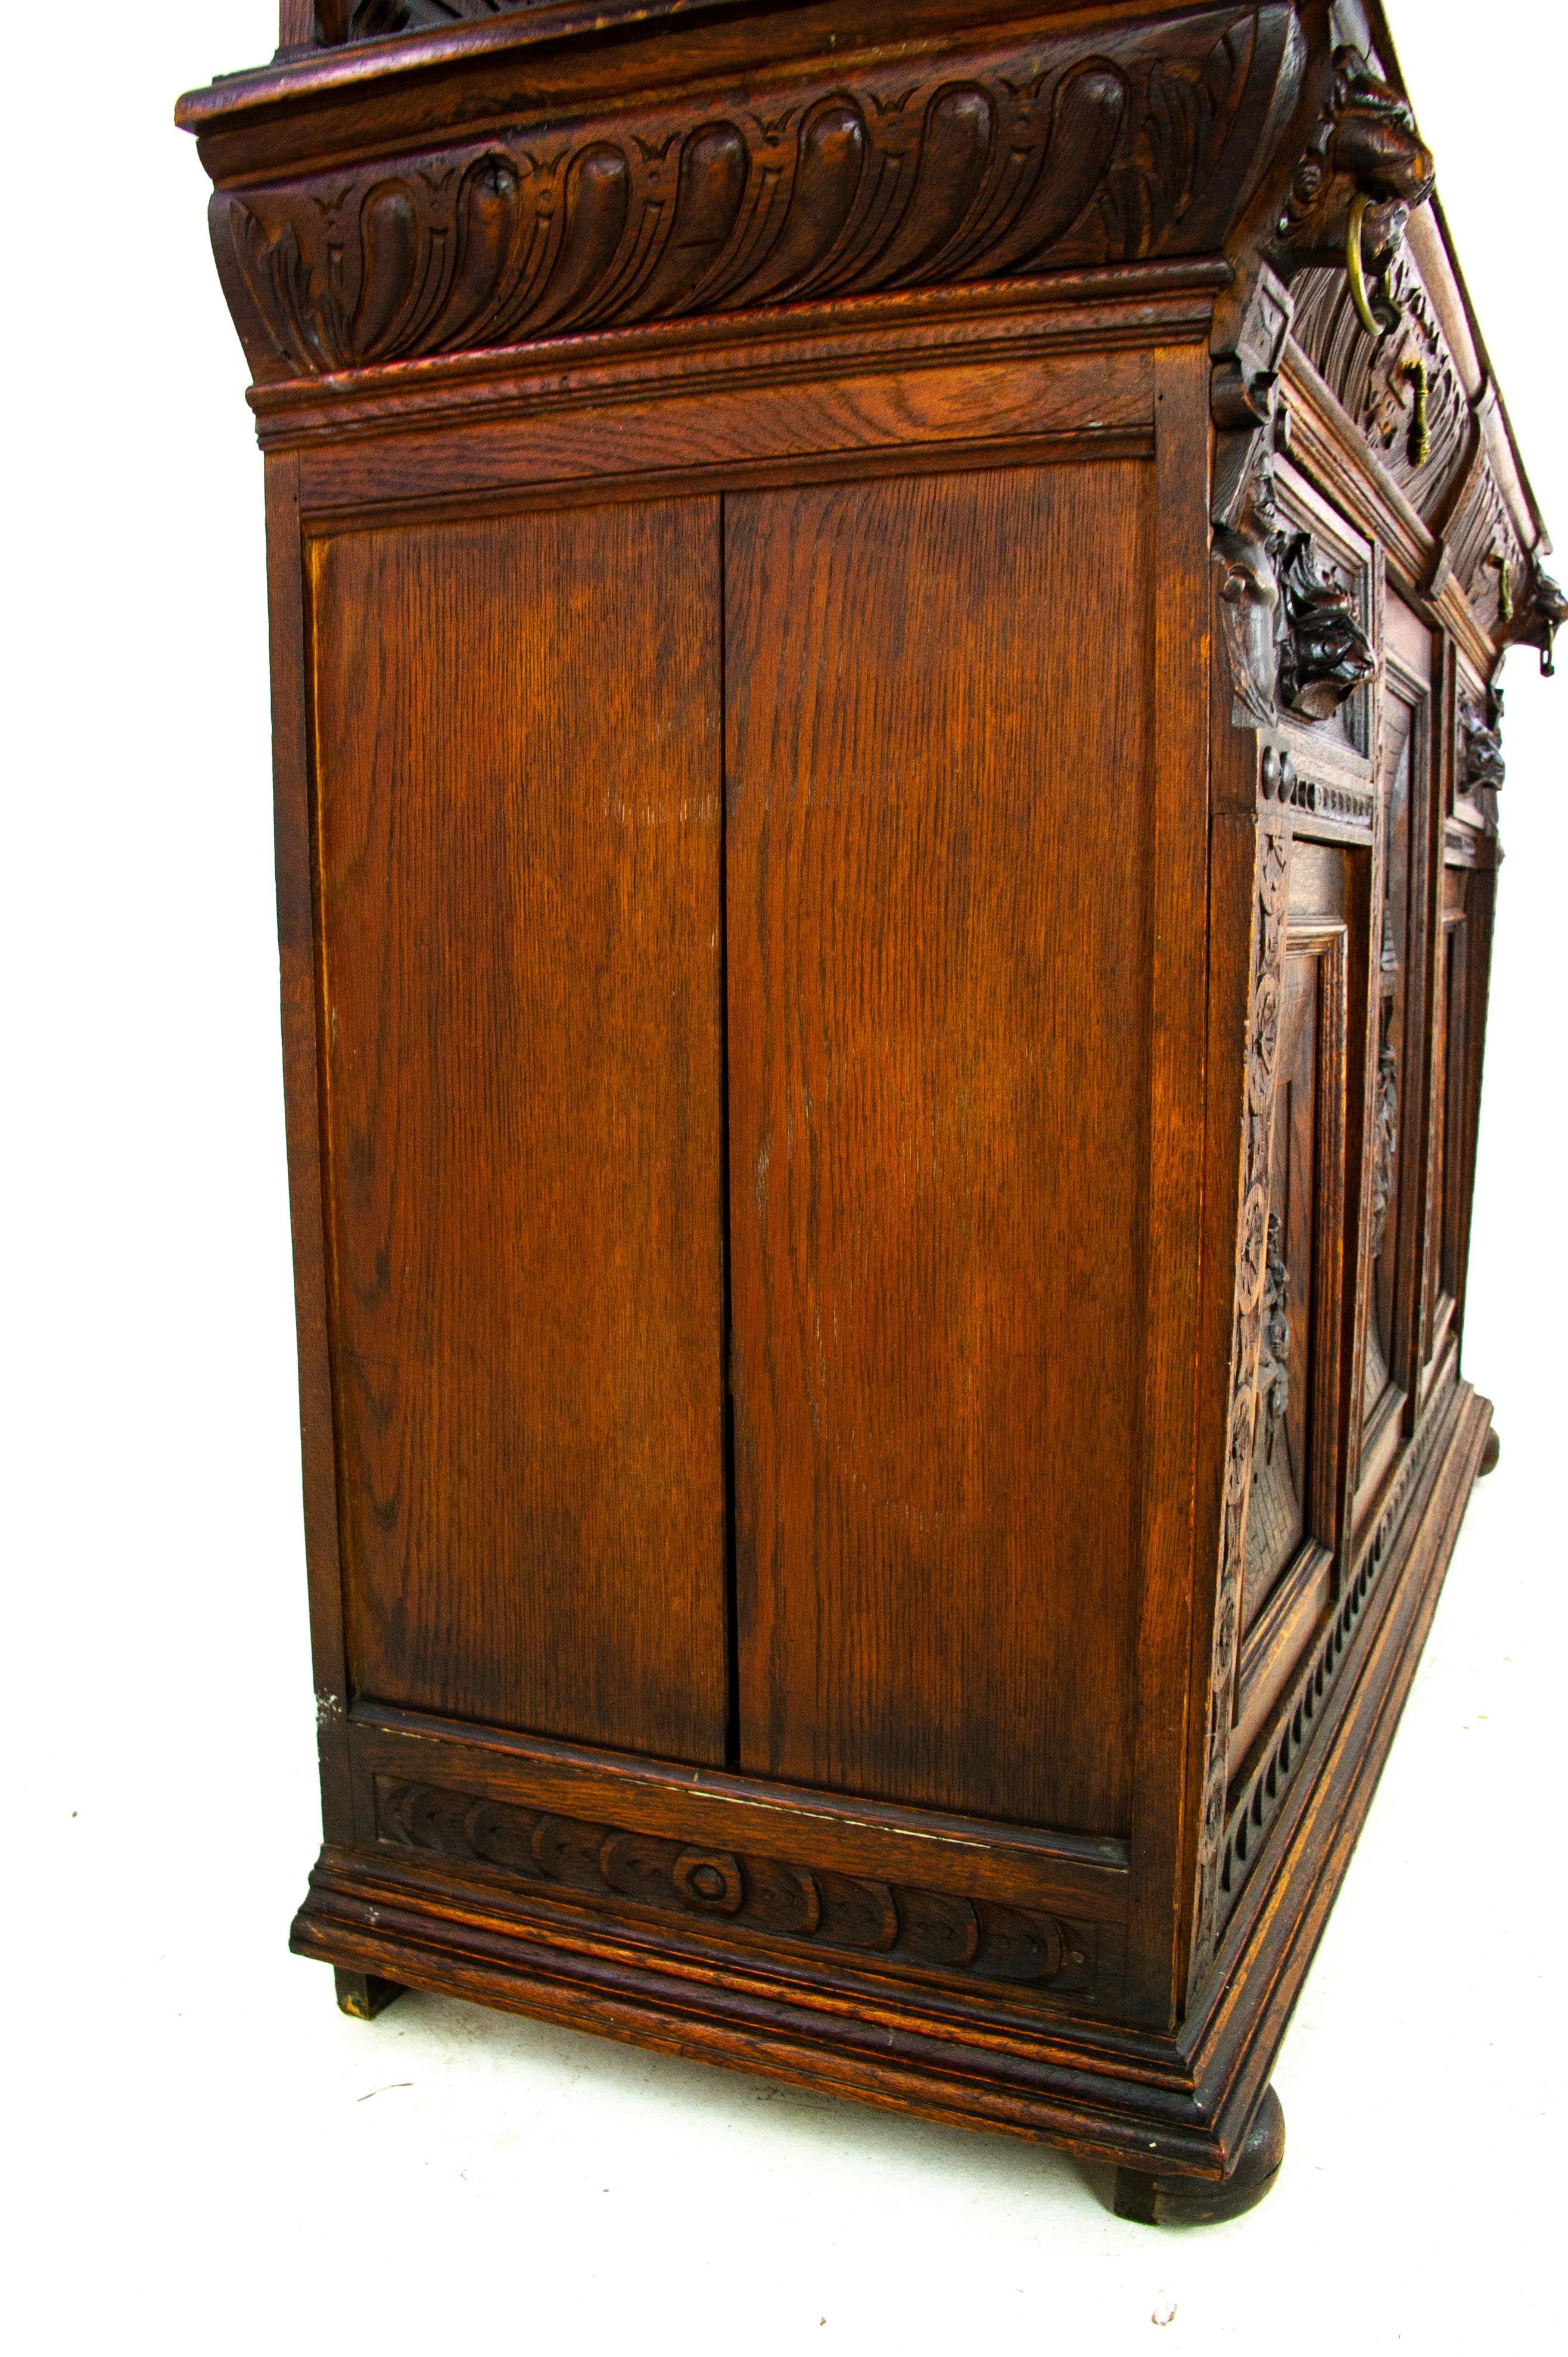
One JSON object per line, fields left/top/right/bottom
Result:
{"left": 180, "top": 0, "right": 1559, "bottom": 2221}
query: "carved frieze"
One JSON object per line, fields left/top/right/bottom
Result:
{"left": 215, "top": 6, "right": 1305, "bottom": 381}
{"left": 375, "top": 1777, "right": 1100, "bottom": 1994}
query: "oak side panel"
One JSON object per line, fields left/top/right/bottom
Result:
{"left": 310, "top": 499, "right": 729, "bottom": 1760}
{"left": 266, "top": 450, "right": 355, "bottom": 1845}
{"left": 726, "top": 460, "right": 1153, "bottom": 1835}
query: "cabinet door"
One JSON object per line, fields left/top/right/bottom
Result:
{"left": 310, "top": 500, "right": 729, "bottom": 1761}
{"left": 724, "top": 462, "right": 1155, "bottom": 1837}
{"left": 1230, "top": 842, "right": 1361, "bottom": 1762}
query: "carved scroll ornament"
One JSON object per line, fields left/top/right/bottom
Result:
{"left": 217, "top": 6, "right": 1305, "bottom": 381}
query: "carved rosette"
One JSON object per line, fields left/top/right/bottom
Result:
{"left": 214, "top": 6, "right": 1306, "bottom": 382}
{"left": 1194, "top": 817, "right": 1291, "bottom": 1964}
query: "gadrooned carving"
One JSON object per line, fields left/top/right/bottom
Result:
{"left": 218, "top": 7, "right": 1304, "bottom": 381}
{"left": 375, "top": 1777, "right": 1099, "bottom": 1993}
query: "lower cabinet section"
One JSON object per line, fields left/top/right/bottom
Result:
{"left": 293, "top": 1374, "right": 1491, "bottom": 2183}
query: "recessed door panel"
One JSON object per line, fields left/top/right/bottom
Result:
{"left": 311, "top": 502, "right": 729, "bottom": 1761}
{"left": 724, "top": 462, "right": 1155, "bottom": 1836}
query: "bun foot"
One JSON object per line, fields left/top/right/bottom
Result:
{"left": 1113, "top": 2087, "right": 1285, "bottom": 2226}
{"left": 334, "top": 1967, "right": 404, "bottom": 2020}
{"left": 1478, "top": 1426, "right": 1501, "bottom": 1476}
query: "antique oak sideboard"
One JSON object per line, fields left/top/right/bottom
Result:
{"left": 179, "top": 1, "right": 1558, "bottom": 2222}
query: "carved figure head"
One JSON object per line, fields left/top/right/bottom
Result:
{"left": 1276, "top": 45, "right": 1435, "bottom": 276}
{"left": 1459, "top": 694, "right": 1506, "bottom": 794}
{"left": 1273, "top": 531, "right": 1376, "bottom": 720}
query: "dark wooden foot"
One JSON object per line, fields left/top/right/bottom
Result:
{"left": 334, "top": 1967, "right": 404, "bottom": 2020}
{"left": 1113, "top": 2086, "right": 1284, "bottom": 2225}
{"left": 1477, "top": 1426, "right": 1501, "bottom": 1477}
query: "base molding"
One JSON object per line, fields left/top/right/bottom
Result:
{"left": 294, "top": 1382, "right": 1491, "bottom": 2195}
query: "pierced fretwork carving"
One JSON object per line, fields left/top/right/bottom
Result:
{"left": 374, "top": 1778, "right": 1099, "bottom": 1994}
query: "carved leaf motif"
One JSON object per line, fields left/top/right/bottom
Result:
{"left": 221, "top": 8, "right": 1305, "bottom": 381}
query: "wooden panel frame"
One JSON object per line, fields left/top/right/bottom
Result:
{"left": 259, "top": 295, "right": 1219, "bottom": 2033}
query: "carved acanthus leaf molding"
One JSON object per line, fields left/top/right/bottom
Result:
{"left": 375, "top": 1777, "right": 1099, "bottom": 1994}
{"left": 215, "top": 6, "right": 1304, "bottom": 381}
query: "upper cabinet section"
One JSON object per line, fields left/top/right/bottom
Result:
{"left": 180, "top": 2, "right": 1557, "bottom": 680}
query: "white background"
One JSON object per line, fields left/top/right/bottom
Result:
{"left": 5, "top": 5, "right": 1564, "bottom": 2350}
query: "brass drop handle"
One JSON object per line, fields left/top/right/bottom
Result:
{"left": 1402, "top": 356, "right": 1430, "bottom": 466}
{"left": 1346, "top": 192, "right": 1398, "bottom": 339}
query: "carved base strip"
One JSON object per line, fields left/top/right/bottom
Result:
{"left": 373, "top": 1774, "right": 1101, "bottom": 1998}
{"left": 291, "top": 1391, "right": 1490, "bottom": 2184}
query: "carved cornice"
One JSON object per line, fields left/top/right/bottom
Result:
{"left": 209, "top": 5, "right": 1305, "bottom": 383}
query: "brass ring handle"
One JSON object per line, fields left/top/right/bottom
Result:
{"left": 1346, "top": 192, "right": 1393, "bottom": 340}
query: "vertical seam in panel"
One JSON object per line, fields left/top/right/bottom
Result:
{"left": 718, "top": 491, "right": 741, "bottom": 1769}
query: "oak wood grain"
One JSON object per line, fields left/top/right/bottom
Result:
{"left": 725, "top": 459, "right": 1154, "bottom": 1834}
{"left": 310, "top": 499, "right": 729, "bottom": 1758}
